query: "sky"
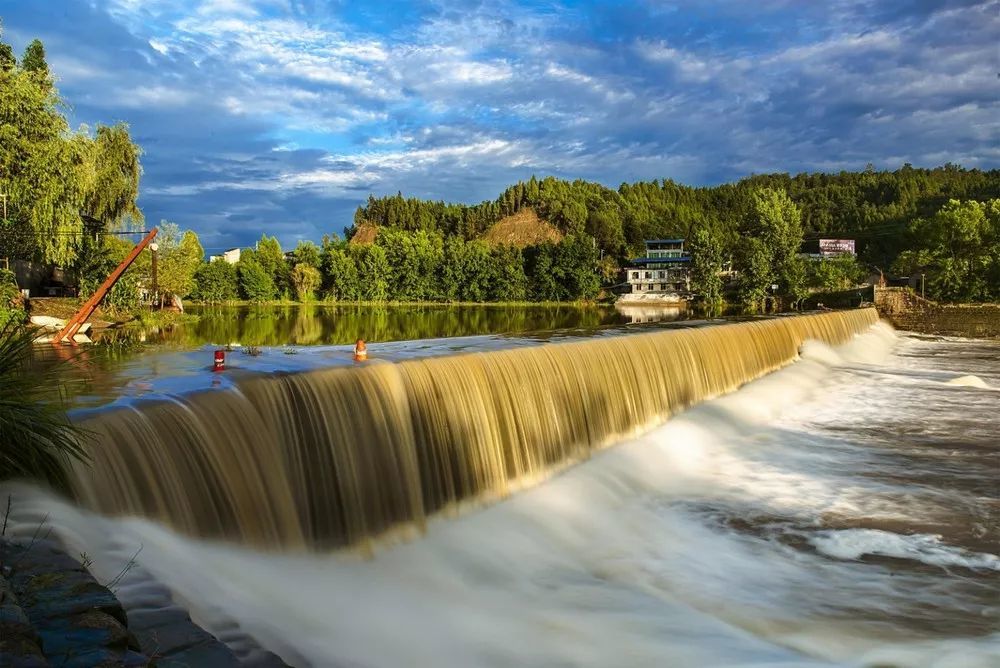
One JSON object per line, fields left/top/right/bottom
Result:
{"left": 1, "top": 0, "right": 997, "bottom": 252}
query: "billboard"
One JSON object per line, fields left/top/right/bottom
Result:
{"left": 819, "top": 239, "right": 855, "bottom": 256}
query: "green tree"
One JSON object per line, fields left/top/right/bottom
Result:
{"left": 892, "top": 199, "right": 999, "bottom": 302}
{"left": 489, "top": 245, "right": 528, "bottom": 302}
{"left": 323, "top": 246, "right": 361, "bottom": 300}
{"left": 0, "top": 43, "right": 142, "bottom": 265}
{"left": 156, "top": 225, "right": 204, "bottom": 300}
{"left": 255, "top": 235, "right": 289, "bottom": 297}
{"left": 0, "top": 22, "right": 15, "bottom": 72}
{"left": 21, "top": 39, "right": 48, "bottom": 78}
{"left": 238, "top": 257, "right": 275, "bottom": 302}
{"left": 377, "top": 228, "right": 443, "bottom": 300}
{"left": 525, "top": 242, "right": 561, "bottom": 301}
{"left": 688, "top": 226, "right": 724, "bottom": 305}
{"left": 351, "top": 244, "right": 389, "bottom": 301}
{"left": 805, "top": 254, "right": 864, "bottom": 292}
{"left": 193, "top": 261, "right": 238, "bottom": 303}
{"left": 290, "top": 262, "right": 321, "bottom": 301}
{"left": 438, "top": 236, "right": 467, "bottom": 301}
{"left": 735, "top": 188, "right": 805, "bottom": 309}
{"left": 82, "top": 124, "right": 143, "bottom": 228}
{"left": 290, "top": 240, "right": 321, "bottom": 269}
{"left": 735, "top": 237, "right": 772, "bottom": 311}
{"left": 460, "top": 240, "right": 493, "bottom": 302}
{"left": 553, "top": 234, "right": 600, "bottom": 300}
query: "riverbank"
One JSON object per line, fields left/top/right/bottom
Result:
{"left": 26, "top": 297, "right": 197, "bottom": 332}
{"left": 188, "top": 298, "right": 609, "bottom": 308}
{"left": 0, "top": 531, "right": 287, "bottom": 667}
{"left": 875, "top": 287, "right": 1000, "bottom": 339}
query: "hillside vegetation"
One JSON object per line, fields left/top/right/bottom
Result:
{"left": 351, "top": 167, "right": 1000, "bottom": 272}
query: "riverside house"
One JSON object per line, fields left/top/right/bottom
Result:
{"left": 623, "top": 239, "right": 692, "bottom": 299}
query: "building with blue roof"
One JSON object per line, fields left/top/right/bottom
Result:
{"left": 623, "top": 239, "right": 691, "bottom": 299}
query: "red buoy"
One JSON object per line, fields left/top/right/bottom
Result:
{"left": 214, "top": 349, "right": 226, "bottom": 371}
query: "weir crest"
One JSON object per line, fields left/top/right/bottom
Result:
{"left": 70, "top": 309, "right": 880, "bottom": 550}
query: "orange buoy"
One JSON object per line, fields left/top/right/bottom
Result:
{"left": 354, "top": 339, "right": 368, "bottom": 362}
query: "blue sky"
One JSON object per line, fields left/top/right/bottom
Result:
{"left": 1, "top": 0, "right": 997, "bottom": 252}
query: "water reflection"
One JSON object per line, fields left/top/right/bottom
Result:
{"left": 41, "top": 304, "right": 695, "bottom": 409}
{"left": 614, "top": 303, "right": 686, "bottom": 324}
{"left": 94, "top": 303, "right": 692, "bottom": 347}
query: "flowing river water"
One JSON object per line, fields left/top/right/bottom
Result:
{"left": 3, "top": 311, "right": 998, "bottom": 667}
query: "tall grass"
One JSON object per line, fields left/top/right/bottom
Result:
{"left": 0, "top": 322, "right": 88, "bottom": 487}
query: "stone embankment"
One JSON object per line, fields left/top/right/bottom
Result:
{"left": 875, "top": 287, "right": 1000, "bottom": 339}
{"left": 0, "top": 537, "right": 282, "bottom": 667}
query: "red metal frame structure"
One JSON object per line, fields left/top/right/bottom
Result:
{"left": 52, "top": 228, "right": 158, "bottom": 344}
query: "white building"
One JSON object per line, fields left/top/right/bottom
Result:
{"left": 624, "top": 239, "right": 691, "bottom": 296}
{"left": 210, "top": 247, "right": 241, "bottom": 264}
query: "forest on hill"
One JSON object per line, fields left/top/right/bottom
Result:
{"left": 352, "top": 167, "right": 1000, "bottom": 272}
{"left": 350, "top": 166, "right": 1000, "bottom": 305}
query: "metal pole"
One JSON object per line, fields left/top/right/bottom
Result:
{"left": 151, "top": 247, "right": 158, "bottom": 306}
{"left": 921, "top": 273, "right": 925, "bottom": 299}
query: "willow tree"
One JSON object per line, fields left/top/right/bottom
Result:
{"left": 0, "top": 31, "right": 142, "bottom": 266}
{"left": 81, "top": 124, "right": 143, "bottom": 230}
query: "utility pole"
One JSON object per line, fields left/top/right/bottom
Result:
{"left": 0, "top": 192, "right": 8, "bottom": 220}
{"left": 150, "top": 242, "right": 159, "bottom": 307}
{"left": 921, "top": 273, "right": 925, "bottom": 300}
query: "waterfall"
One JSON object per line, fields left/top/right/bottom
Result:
{"left": 69, "top": 309, "right": 879, "bottom": 550}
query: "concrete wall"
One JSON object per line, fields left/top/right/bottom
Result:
{"left": 875, "top": 287, "right": 1000, "bottom": 339}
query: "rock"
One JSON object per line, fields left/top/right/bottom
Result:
{"left": 0, "top": 539, "right": 149, "bottom": 667}
{"left": 0, "top": 574, "right": 47, "bottom": 667}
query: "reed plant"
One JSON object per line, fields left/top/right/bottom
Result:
{"left": 0, "top": 322, "right": 88, "bottom": 487}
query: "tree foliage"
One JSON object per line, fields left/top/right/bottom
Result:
{"left": 733, "top": 188, "right": 806, "bottom": 309}
{"left": 238, "top": 252, "right": 276, "bottom": 302}
{"left": 290, "top": 262, "right": 322, "bottom": 301}
{"left": 193, "top": 260, "right": 238, "bottom": 303}
{"left": 156, "top": 223, "right": 204, "bottom": 300}
{"left": 892, "top": 199, "right": 1000, "bottom": 302}
{"left": 688, "top": 226, "right": 724, "bottom": 304}
{"left": 0, "top": 31, "right": 143, "bottom": 265}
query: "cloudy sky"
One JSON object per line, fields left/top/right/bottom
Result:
{"left": 2, "top": 0, "right": 997, "bottom": 251}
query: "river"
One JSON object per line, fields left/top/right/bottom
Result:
{"left": 3, "top": 314, "right": 998, "bottom": 667}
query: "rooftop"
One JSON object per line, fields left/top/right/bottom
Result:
{"left": 629, "top": 256, "right": 691, "bottom": 264}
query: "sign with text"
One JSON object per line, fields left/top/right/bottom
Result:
{"left": 819, "top": 239, "right": 855, "bottom": 256}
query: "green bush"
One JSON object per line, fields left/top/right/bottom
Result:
{"left": 102, "top": 276, "right": 140, "bottom": 318}
{"left": 0, "top": 268, "right": 25, "bottom": 327}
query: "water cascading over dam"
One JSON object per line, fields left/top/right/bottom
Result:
{"left": 69, "top": 309, "right": 879, "bottom": 550}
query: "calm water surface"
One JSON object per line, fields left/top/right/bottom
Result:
{"left": 50, "top": 303, "right": 696, "bottom": 409}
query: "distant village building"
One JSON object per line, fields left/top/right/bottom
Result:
{"left": 209, "top": 248, "right": 241, "bottom": 264}
{"left": 624, "top": 239, "right": 691, "bottom": 298}
{"left": 799, "top": 238, "right": 856, "bottom": 261}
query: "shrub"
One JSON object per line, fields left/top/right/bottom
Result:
{"left": 0, "top": 322, "right": 88, "bottom": 487}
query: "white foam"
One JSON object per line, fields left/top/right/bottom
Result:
{"left": 809, "top": 529, "right": 1000, "bottom": 570}
{"left": 944, "top": 375, "right": 993, "bottom": 389}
